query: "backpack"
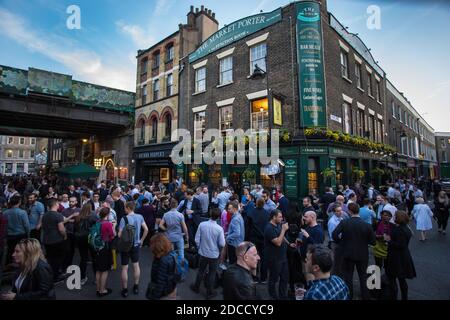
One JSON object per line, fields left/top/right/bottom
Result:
{"left": 117, "top": 216, "right": 136, "bottom": 253}
{"left": 88, "top": 222, "right": 105, "bottom": 252}
{"left": 170, "top": 251, "right": 189, "bottom": 283}
{"left": 75, "top": 218, "right": 91, "bottom": 240}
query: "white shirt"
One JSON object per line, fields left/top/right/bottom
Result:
{"left": 61, "top": 201, "right": 70, "bottom": 209}
{"left": 131, "top": 188, "right": 140, "bottom": 197}
{"left": 387, "top": 187, "right": 396, "bottom": 199}
{"left": 93, "top": 201, "right": 100, "bottom": 211}
{"left": 328, "top": 214, "right": 343, "bottom": 240}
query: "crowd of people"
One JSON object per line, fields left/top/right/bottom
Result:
{"left": 0, "top": 173, "right": 447, "bottom": 300}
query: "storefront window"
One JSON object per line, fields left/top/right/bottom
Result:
{"left": 336, "top": 159, "right": 344, "bottom": 187}
{"left": 308, "top": 158, "right": 319, "bottom": 195}
{"left": 209, "top": 164, "right": 222, "bottom": 190}
{"left": 251, "top": 98, "right": 268, "bottom": 132}
{"left": 189, "top": 164, "right": 200, "bottom": 186}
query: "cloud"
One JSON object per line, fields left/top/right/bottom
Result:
{"left": 252, "top": 0, "right": 272, "bottom": 14}
{"left": 116, "top": 20, "right": 155, "bottom": 49}
{"left": 155, "top": 0, "right": 173, "bottom": 15}
{"left": 0, "top": 7, "right": 135, "bottom": 91}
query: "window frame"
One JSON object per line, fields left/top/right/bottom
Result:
{"left": 367, "top": 72, "right": 373, "bottom": 97}
{"left": 195, "top": 67, "right": 206, "bottom": 93}
{"left": 340, "top": 50, "right": 349, "bottom": 79}
{"left": 153, "top": 79, "right": 160, "bottom": 101}
{"left": 194, "top": 111, "right": 206, "bottom": 141}
{"left": 342, "top": 102, "right": 352, "bottom": 135}
{"left": 219, "top": 105, "right": 233, "bottom": 136}
{"left": 166, "top": 73, "right": 173, "bottom": 96}
{"left": 250, "top": 98, "right": 269, "bottom": 133}
{"left": 219, "top": 56, "right": 233, "bottom": 86}
{"left": 355, "top": 63, "right": 362, "bottom": 88}
{"left": 249, "top": 43, "right": 267, "bottom": 74}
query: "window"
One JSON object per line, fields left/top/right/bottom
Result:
{"left": 402, "top": 110, "right": 407, "bottom": 124}
{"left": 370, "top": 116, "right": 376, "bottom": 141}
{"left": 367, "top": 72, "right": 372, "bottom": 96}
{"left": 138, "top": 119, "right": 145, "bottom": 142}
{"left": 5, "top": 163, "right": 13, "bottom": 174}
{"left": 219, "top": 56, "right": 233, "bottom": 85}
{"left": 153, "top": 79, "right": 159, "bottom": 101}
{"left": 448, "top": 138, "right": 450, "bottom": 144}
{"left": 140, "top": 58, "right": 148, "bottom": 74}
{"left": 340, "top": 50, "right": 349, "bottom": 78}
{"left": 377, "top": 120, "right": 383, "bottom": 143}
{"left": 153, "top": 52, "right": 160, "bottom": 69}
{"left": 19, "top": 137, "right": 25, "bottom": 145}
{"left": 442, "top": 151, "right": 448, "bottom": 163}
{"left": 441, "top": 139, "right": 446, "bottom": 148}
{"left": 7, "top": 137, "right": 13, "bottom": 144}
{"left": 31, "top": 138, "right": 36, "bottom": 145}
{"left": 219, "top": 106, "right": 233, "bottom": 136}
{"left": 307, "top": 158, "right": 319, "bottom": 195}
{"left": 356, "top": 108, "right": 365, "bottom": 137}
{"left": 401, "top": 136, "right": 408, "bottom": 155}
{"left": 166, "top": 73, "right": 173, "bottom": 96}
{"left": 164, "top": 113, "right": 172, "bottom": 138}
{"left": 28, "top": 163, "right": 35, "bottom": 171}
{"left": 194, "top": 112, "right": 206, "bottom": 141}
{"left": 399, "top": 108, "right": 403, "bottom": 122}
{"left": 195, "top": 67, "right": 206, "bottom": 93}
{"left": 16, "top": 163, "right": 24, "bottom": 173}
{"left": 355, "top": 63, "right": 362, "bottom": 88}
{"left": 251, "top": 98, "right": 269, "bottom": 132}
{"left": 342, "top": 102, "right": 352, "bottom": 134}
{"left": 19, "top": 149, "right": 24, "bottom": 158}
{"left": 376, "top": 80, "right": 381, "bottom": 102}
{"left": 250, "top": 43, "right": 267, "bottom": 74}
{"left": 6, "top": 150, "right": 13, "bottom": 158}
{"left": 151, "top": 117, "right": 158, "bottom": 140}
{"left": 141, "top": 85, "right": 147, "bottom": 105}
{"left": 166, "top": 44, "right": 174, "bottom": 62}
{"left": 30, "top": 150, "right": 35, "bottom": 158}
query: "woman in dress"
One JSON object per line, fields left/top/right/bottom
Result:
{"left": 412, "top": 197, "right": 433, "bottom": 241}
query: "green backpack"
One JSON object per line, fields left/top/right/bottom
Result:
{"left": 88, "top": 222, "right": 105, "bottom": 251}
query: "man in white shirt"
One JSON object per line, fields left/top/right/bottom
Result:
{"left": 131, "top": 185, "right": 140, "bottom": 197}
{"left": 328, "top": 205, "right": 344, "bottom": 240}
{"left": 387, "top": 184, "right": 396, "bottom": 200}
{"left": 375, "top": 195, "right": 397, "bottom": 222}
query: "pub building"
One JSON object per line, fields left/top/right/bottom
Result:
{"left": 177, "top": 0, "right": 437, "bottom": 203}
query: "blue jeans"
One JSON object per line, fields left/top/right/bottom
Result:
{"left": 172, "top": 238, "right": 185, "bottom": 260}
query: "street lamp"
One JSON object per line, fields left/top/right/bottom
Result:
{"left": 249, "top": 62, "right": 272, "bottom": 132}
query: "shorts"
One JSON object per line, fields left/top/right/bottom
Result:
{"left": 121, "top": 246, "right": 140, "bottom": 265}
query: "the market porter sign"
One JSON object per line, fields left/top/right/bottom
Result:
{"left": 189, "top": 8, "right": 282, "bottom": 63}
{"left": 296, "top": 1, "right": 327, "bottom": 127}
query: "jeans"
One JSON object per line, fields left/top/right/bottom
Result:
{"left": 193, "top": 255, "right": 219, "bottom": 295}
{"left": 75, "top": 237, "right": 95, "bottom": 279}
{"left": 6, "top": 234, "right": 27, "bottom": 265}
{"left": 342, "top": 258, "right": 369, "bottom": 300}
{"left": 45, "top": 241, "right": 65, "bottom": 279}
{"left": 186, "top": 219, "right": 197, "bottom": 248}
{"left": 62, "top": 233, "right": 75, "bottom": 271}
{"left": 267, "top": 259, "right": 289, "bottom": 300}
{"left": 330, "top": 242, "right": 344, "bottom": 277}
{"left": 255, "top": 242, "right": 267, "bottom": 282}
{"left": 172, "top": 238, "right": 185, "bottom": 261}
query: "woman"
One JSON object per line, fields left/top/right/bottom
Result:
{"left": 1, "top": 238, "right": 55, "bottom": 300}
{"left": 373, "top": 210, "right": 395, "bottom": 270}
{"left": 74, "top": 203, "right": 98, "bottom": 285}
{"left": 385, "top": 211, "right": 416, "bottom": 300}
{"left": 405, "top": 186, "right": 415, "bottom": 216}
{"left": 94, "top": 207, "right": 115, "bottom": 297}
{"left": 221, "top": 203, "right": 233, "bottom": 235}
{"left": 147, "top": 233, "right": 177, "bottom": 300}
{"left": 412, "top": 197, "right": 433, "bottom": 241}
{"left": 434, "top": 191, "right": 450, "bottom": 235}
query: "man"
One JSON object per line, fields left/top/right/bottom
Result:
{"left": 168, "top": 178, "right": 177, "bottom": 194}
{"left": 302, "top": 197, "right": 316, "bottom": 215}
{"left": 81, "top": 191, "right": 91, "bottom": 207}
{"left": 98, "top": 182, "right": 109, "bottom": 202}
{"left": 90, "top": 192, "right": 101, "bottom": 212}
{"left": 347, "top": 193, "right": 358, "bottom": 204}
{"left": 38, "top": 179, "right": 50, "bottom": 200}
{"left": 156, "top": 196, "right": 170, "bottom": 231}
{"left": 67, "top": 185, "right": 80, "bottom": 207}
{"left": 190, "top": 208, "right": 225, "bottom": 299}
{"left": 354, "top": 183, "right": 365, "bottom": 205}
{"left": 319, "top": 187, "right": 336, "bottom": 217}
{"left": 277, "top": 190, "right": 289, "bottom": 219}
{"left": 251, "top": 185, "right": 263, "bottom": 200}
{"left": 160, "top": 198, "right": 188, "bottom": 260}
{"left": 217, "top": 187, "right": 232, "bottom": 212}
{"left": 327, "top": 206, "right": 344, "bottom": 276}
{"left": 414, "top": 186, "right": 424, "bottom": 200}
{"left": 332, "top": 203, "right": 376, "bottom": 300}
{"left": 327, "top": 195, "right": 349, "bottom": 217}
{"left": 135, "top": 198, "right": 155, "bottom": 246}
{"left": 26, "top": 193, "right": 45, "bottom": 241}
{"left": 130, "top": 185, "right": 140, "bottom": 197}
{"left": 42, "top": 198, "right": 68, "bottom": 283}
{"left": 223, "top": 241, "right": 261, "bottom": 300}
{"left": 226, "top": 201, "right": 245, "bottom": 264}
{"left": 264, "top": 209, "right": 289, "bottom": 300}
{"left": 303, "top": 245, "right": 349, "bottom": 300}
{"left": 4, "top": 195, "right": 30, "bottom": 265}
{"left": 195, "top": 186, "right": 210, "bottom": 217}
{"left": 375, "top": 195, "right": 397, "bottom": 222}
{"left": 143, "top": 187, "right": 153, "bottom": 203}
{"left": 61, "top": 196, "right": 81, "bottom": 271}
{"left": 359, "top": 198, "right": 376, "bottom": 225}
{"left": 262, "top": 190, "right": 277, "bottom": 212}
{"left": 343, "top": 185, "right": 355, "bottom": 201}
{"left": 118, "top": 201, "right": 149, "bottom": 297}
{"left": 174, "top": 183, "right": 187, "bottom": 202}
{"left": 298, "top": 211, "right": 324, "bottom": 259}
{"left": 4, "top": 184, "right": 19, "bottom": 202}
{"left": 177, "top": 189, "right": 202, "bottom": 248}
{"left": 60, "top": 193, "right": 70, "bottom": 209}
{"left": 112, "top": 190, "right": 126, "bottom": 232}
{"left": 387, "top": 183, "right": 396, "bottom": 201}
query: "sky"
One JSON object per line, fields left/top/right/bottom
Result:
{"left": 0, "top": 0, "right": 449, "bottom": 131}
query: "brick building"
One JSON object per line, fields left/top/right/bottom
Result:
{"left": 133, "top": 5, "right": 219, "bottom": 183}
{"left": 0, "top": 136, "right": 37, "bottom": 175}
{"left": 435, "top": 132, "right": 450, "bottom": 178}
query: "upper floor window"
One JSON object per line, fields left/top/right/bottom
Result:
{"left": 7, "top": 137, "right": 13, "bottom": 144}
{"left": 140, "top": 58, "right": 148, "bottom": 74}
{"left": 151, "top": 117, "right": 158, "bottom": 140}
{"left": 441, "top": 139, "right": 446, "bottom": 148}
{"left": 219, "top": 105, "right": 233, "bottom": 136}
{"left": 30, "top": 138, "right": 36, "bottom": 145}
{"left": 6, "top": 150, "right": 13, "bottom": 158}
{"left": 30, "top": 150, "right": 35, "bottom": 159}
{"left": 340, "top": 50, "right": 349, "bottom": 78}
{"left": 19, "top": 137, "right": 25, "bottom": 145}
{"left": 166, "top": 73, "right": 173, "bottom": 96}
{"left": 19, "top": 149, "right": 24, "bottom": 158}
{"left": 355, "top": 63, "right": 362, "bottom": 88}
{"left": 138, "top": 119, "right": 145, "bottom": 142}
{"left": 251, "top": 98, "right": 269, "bottom": 132}
{"left": 250, "top": 43, "right": 266, "bottom": 74}
{"left": 391, "top": 101, "right": 396, "bottom": 118}
{"left": 166, "top": 44, "right": 174, "bottom": 62}
{"left": 219, "top": 56, "right": 233, "bottom": 85}
{"left": 141, "top": 85, "right": 147, "bottom": 105}
{"left": 195, "top": 67, "right": 206, "bottom": 93}
{"left": 342, "top": 102, "right": 352, "bottom": 134}
{"left": 164, "top": 113, "right": 172, "bottom": 139}
{"left": 153, "top": 79, "right": 159, "bottom": 101}
{"left": 356, "top": 108, "right": 365, "bottom": 137}
{"left": 376, "top": 80, "right": 381, "bottom": 102}
{"left": 367, "top": 72, "right": 373, "bottom": 96}
{"left": 153, "top": 51, "right": 160, "bottom": 69}
{"left": 194, "top": 112, "right": 206, "bottom": 141}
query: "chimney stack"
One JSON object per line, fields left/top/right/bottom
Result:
{"left": 201, "top": 5, "right": 204, "bottom": 12}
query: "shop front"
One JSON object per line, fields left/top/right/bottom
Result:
{"left": 134, "top": 143, "right": 176, "bottom": 185}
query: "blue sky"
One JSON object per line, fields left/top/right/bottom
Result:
{"left": 0, "top": 0, "right": 449, "bottom": 131}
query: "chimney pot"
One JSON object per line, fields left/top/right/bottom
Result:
{"left": 195, "top": 7, "right": 199, "bottom": 13}
{"left": 201, "top": 5, "right": 204, "bottom": 11}
{"left": 190, "top": 5, "right": 194, "bottom": 12}
{"left": 212, "top": 12, "right": 215, "bottom": 18}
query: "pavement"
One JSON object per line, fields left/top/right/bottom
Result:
{"left": 2, "top": 203, "right": 450, "bottom": 300}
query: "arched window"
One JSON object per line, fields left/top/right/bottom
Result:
{"left": 164, "top": 113, "right": 172, "bottom": 138}
{"left": 139, "top": 119, "right": 145, "bottom": 142}
{"left": 151, "top": 117, "right": 158, "bottom": 140}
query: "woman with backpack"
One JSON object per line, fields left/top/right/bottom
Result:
{"left": 92, "top": 207, "right": 115, "bottom": 297}
{"left": 147, "top": 233, "right": 178, "bottom": 300}
{"left": 73, "top": 203, "right": 97, "bottom": 286}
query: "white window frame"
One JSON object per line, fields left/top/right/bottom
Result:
{"left": 250, "top": 98, "right": 269, "bottom": 133}
{"left": 340, "top": 50, "right": 349, "bottom": 79}
{"left": 342, "top": 102, "right": 352, "bottom": 134}
{"left": 153, "top": 79, "right": 159, "bottom": 101}
{"left": 194, "top": 111, "right": 206, "bottom": 141}
{"left": 166, "top": 73, "right": 173, "bottom": 96}
{"left": 355, "top": 63, "right": 362, "bottom": 89}
{"left": 19, "top": 137, "right": 25, "bottom": 145}
{"left": 219, "top": 105, "right": 233, "bottom": 136}
{"left": 18, "top": 149, "right": 24, "bottom": 158}
{"left": 250, "top": 43, "right": 267, "bottom": 74}
{"left": 6, "top": 150, "right": 13, "bottom": 158}
{"left": 195, "top": 67, "right": 206, "bottom": 93}
{"left": 7, "top": 137, "right": 13, "bottom": 144}
{"left": 219, "top": 56, "right": 233, "bottom": 86}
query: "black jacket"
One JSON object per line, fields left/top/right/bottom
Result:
{"left": 386, "top": 225, "right": 416, "bottom": 279}
{"left": 223, "top": 264, "right": 259, "bottom": 300}
{"left": 12, "top": 259, "right": 56, "bottom": 300}
{"left": 149, "top": 252, "right": 176, "bottom": 299}
{"left": 332, "top": 216, "right": 376, "bottom": 262}
{"left": 278, "top": 196, "right": 289, "bottom": 218}
{"left": 179, "top": 197, "right": 202, "bottom": 226}
{"left": 247, "top": 207, "right": 270, "bottom": 244}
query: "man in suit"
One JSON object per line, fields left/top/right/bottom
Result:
{"left": 332, "top": 202, "right": 376, "bottom": 300}
{"left": 277, "top": 190, "right": 289, "bottom": 219}
{"left": 177, "top": 189, "right": 202, "bottom": 248}
{"left": 67, "top": 185, "right": 81, "bottom": 207}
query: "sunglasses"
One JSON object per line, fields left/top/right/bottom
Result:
{"left": 242, "top": 242, "right": 255, "bottom": 256}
